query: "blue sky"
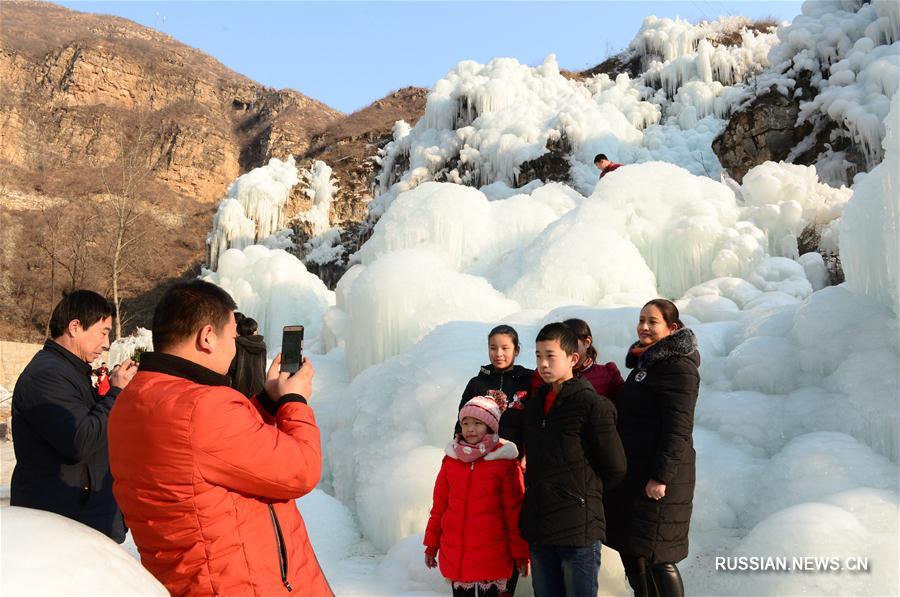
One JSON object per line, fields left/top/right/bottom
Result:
{"left": 56, "top": 1, "right": 805, "bottom": 113}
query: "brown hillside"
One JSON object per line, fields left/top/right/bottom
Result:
{"left": 0, "top": 1, "right": 429, "bottom": 343}
{"left": 0, "top": 0, "right": 342, "bottom": 200}
{"left": 0, "top": 0, "right": 348, "bottom": 342}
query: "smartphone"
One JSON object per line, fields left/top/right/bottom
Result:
{"left": 280, "top": 325, "right": 304, "bottom": 374}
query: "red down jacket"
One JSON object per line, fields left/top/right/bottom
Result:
{"left": 108, "top": 352, "right": 332, "bottom": 596}
{"left": 424, "top": 439, "right": 529, "bottom": 583}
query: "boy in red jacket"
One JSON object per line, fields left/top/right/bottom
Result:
{"left": 425, "top": 395, "right": 530, "bottom": 597}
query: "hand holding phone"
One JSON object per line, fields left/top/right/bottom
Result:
{"left": 280, "top": 325, "right": 304, "bottom": 374}
{"left": 266, "top": 354, "right": 314, "bottom": 402}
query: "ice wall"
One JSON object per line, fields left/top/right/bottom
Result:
{"left": 373, "top": 54, "right": 650, "bottom": 204}
{"left": 761, "top": 0, "right": 900, "bottom": 168}
{"left": 337, "top": 250, "right": 520, "bottom": 375}
{"left": 301, "top": 160, "right": 337, "bottom": 236}
{"left": 633, "top": 16, "right": 779, "bottom": 121}
{"left": 371, "top": 15, "right": 785, "bottom": 212}
{"left": 345, "top": 162, "right": 833, "bottom": 373}
{"left": 573, "top": 162, "right": 765, "bottom": 298}
{"left": 356, "top": 181, "right": 563, "bottom": 273}
{"left": 740, "top": 161, "right": 852, "bottom": 257}
{"left": 840, "top": 91, "right": 900, "bottom": 315}
{"left": 207, "top": 157, "right": 299, "bottom": 270}
{"left": 202, "top": 245, "right": 335, "bottom": 351}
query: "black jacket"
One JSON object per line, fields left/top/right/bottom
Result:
{"left": 229, "top": 334, "right": 268, "bottom": 398}
{"left": 605, "top": 328, "right": 700, "bottom": 564}
{"left": 454, "top": 363, "right": 534, "bottom": 448}
{"left": 518, "top": 377, "right": 626, "bottom": 546}
{"left": 10, "top": 340, "right": 126, "bottom": 543}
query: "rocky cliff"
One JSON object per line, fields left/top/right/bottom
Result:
{"left": 0, "top": 1, "right": 428, "bottom": 341}
{"left": 0, "top": 0, "right": 341, "bottom": 201}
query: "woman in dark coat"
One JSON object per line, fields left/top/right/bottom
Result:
{"left": 605, "top": 299, "right": 700, "bottom": 597}
{"left": 228, "top": 316, "right": 267, "bottom": 397}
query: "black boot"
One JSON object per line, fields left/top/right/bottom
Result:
{"left": 649, "top": 562, "right": 684, "bottom": 597}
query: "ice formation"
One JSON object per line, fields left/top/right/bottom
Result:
{"left": 634, "top": 16, "right": 779, "bottom": 120}
{"left": 761, "top": 0, "right": 900, "bottom": 169}
{"left": 335, "top": 250, "right": 520, "bottom": 375}
{"left": 372, "top": 53, "right": 651, "bottom": 204}
{"left": 0, "top": 507, "right": 167, "bottom": 595}
{"left": 201, "top": 244, "right": 335, "bottom": 351}
{"left": 207, "top": 157, "right": 299, "bottom": 270}
{"left": 107, "top": 327, "right": 154, "bottom": 366}
{"left": 740, "top": 161, "right": 852, "bottom": 256}
{"left": 372, "top": 14, "right": 788, "bottom": 208}
{"left": 303, "top": 227, "right": 346, "bottom": 266}
{"left": 300, "top": 160, "right": 337, "bottom": 237}
{"left": 309, "top": 89, "right": 898, "bottom": 596}
{"left": 840, "top": 91, "right": 900, "bottom": 315}
{"left": 356, "top": 181, "right": 563, "bottom": 273}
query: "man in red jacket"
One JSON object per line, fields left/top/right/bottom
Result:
{"left": 594, "top": 153, "right": 623, "bottom": 179}
{"left": 109, "top": 280, "right": 332, "bottom": 596}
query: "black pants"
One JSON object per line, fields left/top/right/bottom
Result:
{"left": 622, "top": 556, "right": 684, "bottom": 597}
{"left": 452, "top": 584, "right": 501, "bottom": 597}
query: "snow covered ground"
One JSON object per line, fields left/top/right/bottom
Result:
{"left": 2, "top": 3, "right": 898, "bottom": 596}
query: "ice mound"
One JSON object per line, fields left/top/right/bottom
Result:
{"left": 0, "top": 507, "right": 167, "bottom": 596}
{"left": 202, "top": 244, "right": 335, "bottom": 350}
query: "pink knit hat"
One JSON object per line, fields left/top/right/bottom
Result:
{"left": 459, "top": 394, "right": 505, "bottom": 433}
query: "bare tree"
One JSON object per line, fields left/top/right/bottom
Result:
{"left": 27, "top": 192, "right": 105, "bottom": 330}
{"left": 97, "top": 114, "right": 160, "bottom": 338}
{"left": 58, "top": 199, "right": 99, "bottom": 292}
{"left": 33, "top": 199, "right": 63, "bottom": 336}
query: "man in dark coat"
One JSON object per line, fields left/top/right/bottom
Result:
{"left": 11, "top": 290, "right": 137, "bottom": 542}
{"left": 518, "top": 323, "right": 627, "bottom": 597}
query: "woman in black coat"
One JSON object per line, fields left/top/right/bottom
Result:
{"left": 228, "top": 316, "right": 267, "bottom": 397}
{"left": 605, "top": 299, "right": 700, "bottom": 597}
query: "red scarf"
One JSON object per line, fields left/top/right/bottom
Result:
{"left": 452, "top": 433, "right": 500, "bottom": 463}
{"left": 630, "top": 344, "right": 650, "bottom": 359}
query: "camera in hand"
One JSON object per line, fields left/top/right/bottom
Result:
{"left": 280, "top": 325, "right": 304, "bottom": 374}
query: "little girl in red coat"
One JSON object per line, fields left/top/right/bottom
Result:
{"left": 424, "top": 395, "right": 530, "bottom": 597}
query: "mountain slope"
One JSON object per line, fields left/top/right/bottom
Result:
{"left": 0, "top": 1, "right": 350, "bottom": 340}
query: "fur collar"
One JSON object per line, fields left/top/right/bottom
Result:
{"left": 626, "top": 328, "right": 699, "bottom": 370}
{"left": 444, "top": 438, "right": 519, "bottom": 461}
